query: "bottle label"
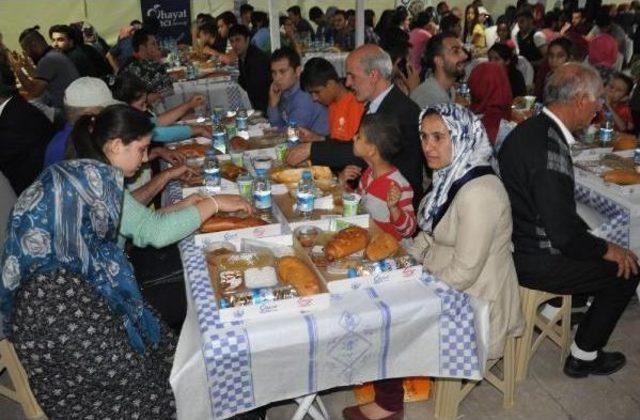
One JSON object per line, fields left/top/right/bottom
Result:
{"left": 254, "top": 190, "right": 272, "bottom": 210}
{"left": 204, "top": 168, "right": 221, "bottom": 186}
{"left": 213, "top": 132, "right": 226, "bottom": 154}
{"left": 600, "top": 127, "right": 613, "bottom": 143}
{"left": 296, "top": 192, "right": 314, "bottom": 213}
{"left": 236, "top": 116, "right": 248, "bottom": 130}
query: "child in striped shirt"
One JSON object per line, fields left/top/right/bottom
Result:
{"left": 338, "top": 114, "right": 417, "bottom": 240}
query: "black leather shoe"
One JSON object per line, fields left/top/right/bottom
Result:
{"left": 563, "top": 351, "right": 626, "bottom": 378}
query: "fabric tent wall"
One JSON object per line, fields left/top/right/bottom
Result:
{"left": 0, "top": 0, "right": 626, "bottom": 51}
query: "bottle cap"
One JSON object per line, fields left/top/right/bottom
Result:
{"left": 302, "top": 170, "right": 312, "bottom": 180}
{"left": 255, "top": 168, "right": 266, "bottom": 176}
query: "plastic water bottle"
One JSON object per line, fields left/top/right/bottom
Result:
{"left": 458, "top": 82, "right": 471, "bottom": 104}
{"left": 634, "top": 144, "right": 640, "bottom": 173}
{"left": 252, "top": 169, "right": 272, "bottom": 214}
{"left": 287, "top": 120, "right": 300, "bottom": 147}
{"left": 296, "top": 170, "right": 315, "bottom": 218}
{"left": 236, "top": 108, "right": 248, "bottom": 131}
{"left": 600, "top": 111, "right": 614, "bottom": 146}
{"left": 212, "top": 123, "right": 227, "bottom": 154}
{"left": 203, "top": 151, "right": 221, "bottom": 193}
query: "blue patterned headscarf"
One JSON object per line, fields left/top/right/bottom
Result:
{"left": 1, "top": 159, "right": 160, "bottom": 353}
{"left": 418, "top": 103, "right": 494, "bottom": 233}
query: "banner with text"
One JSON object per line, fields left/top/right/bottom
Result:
{"left": 140, "top": 0, "right": 191, "bottom": 44}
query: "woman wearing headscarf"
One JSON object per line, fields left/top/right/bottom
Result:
{"left": 411, "top": 103, "right": 522, "bottom": 360}
{"left": 0, "top": 105, "right": 250, "bottom": 418}
{"left": 342, "top": 104, "right": 523, "bottom": 420}
{"left": 468, "top": 61, "right": 513, "bottom": 144}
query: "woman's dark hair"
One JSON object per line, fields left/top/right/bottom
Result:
{"left": 411, "top": 10, "right": 435, "bottom": 30}
{"left": 69, "top": 104, "right": 153, "bottom": 162}
{"left": 380, "top": 27, "right": 411, "bottom": 65}
{"left": 131, "top": 28, "right": 153, "bottom": 52}
{"left": 375, "top": 10, "right": 395, "bottom": 37}
{"left": 300, "top": 57, "right": 340, "bottom": 91}
{"left": 111, "top": 73, "right": 147, "bottom": 104}
{"left": 463, "top": 5, "right": 479, "bottom": 42}
{"left": 365, "top": 9, "right": 376, "bottom": 27}
{"left": 543, "top": 10, "right": 559, "bottom": 29}
{"left": 489, "top": 43, "right": 518, "bottom": 69}
{"left": 359, "top": 114, "right": 402, "bottom": 162}
{"left": 391, "top": 6, "right": 409, "bottom": 28}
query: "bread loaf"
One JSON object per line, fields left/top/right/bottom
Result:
{"left": 270, "top": 166, "right": 332, "bottom": 184}
{"left": 229, "top": 136, "right": 250, "bottom": 151}
{"left": 220, "top": 162, "right": 246, "bottom": 181}
{"left": 276, "top": 256, "right": 321, "bottom": 296}
{"left": 602, "top": 169, "right": 640, "bottom": 185}
{"left": 175, "top": 143, "right": 209, "bottom": 158}
{"left": 365, "top": 232, "right": 400, "bottom": 261}
{"left": 324, "top": 226, "right": 369, "bottom": 261}
{"left": 612, "top": 133, "right": 637, "bottom": 151}
{"left": 201, "top": 216, "right": 267, "bottom": 233}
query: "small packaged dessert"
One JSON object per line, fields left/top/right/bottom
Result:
{"left": 219, "top": 285, "right": 299, "bottom": 308}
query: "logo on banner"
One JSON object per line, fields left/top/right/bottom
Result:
{"left": 140, "top": 0, "right": 191, "bottom": 44}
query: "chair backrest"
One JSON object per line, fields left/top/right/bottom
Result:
{"left": 0, "top": 170, "right": 16, "bottom": 251}
{"left": 0, "top": 171, "right": 17, "bottom": 341}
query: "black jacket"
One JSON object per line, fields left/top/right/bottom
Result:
{"left": 498, "top": 111, "right": 607, "bottom": 261}
{"left": 0, "top": 96, "right": 54, "bottom": 194}
{"left": 238, "top": 45, "right": 271, "bottom": 113}
{"left": 310, "top": 85, "right": 425, "bottom": 209}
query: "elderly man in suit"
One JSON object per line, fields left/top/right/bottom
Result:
{"left": 286, "top": 44, "right": 425, "bottom": 209}
{"left": 499, "top": 62, "right": 639, "bottom": 378}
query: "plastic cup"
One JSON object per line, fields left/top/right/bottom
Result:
{"left": 342, "top": 193, "right": 361, "bottom": 217}
{"left": 275, "top": 143, "right": 288, "bottom": 164}
{"left": 237, "top": 174, "right": 253, "bottom": 200}
{"left": 523, "top": 95, "right": 536, "bottom": 110}
{"left": 230, "top": 151, "right": 244, "bottom": 168}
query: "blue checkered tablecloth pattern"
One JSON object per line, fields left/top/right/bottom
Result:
{"left": 575, "top": 183, "right": 631, "bottom": 248}
{"left": 167, "top": 181, "right": 255, "bottom": 418}
{"left": 420, "top": 274, "right": 481, "bottom": 378}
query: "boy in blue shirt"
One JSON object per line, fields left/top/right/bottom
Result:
{"left": 267, "top": 47, "right": 329, "bottom": 135}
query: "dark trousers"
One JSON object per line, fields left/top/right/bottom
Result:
{"left": 373, "top": 379, "right": 404, "bottom": 412}
{"left": 515, "top": 254, "right": 639, "bottom": 352}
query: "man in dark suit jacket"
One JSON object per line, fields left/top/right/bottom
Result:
{"left": 498, "top": 62, "right": 638, "bottom": 378}
{"left": 0, "top": 63, "right": 54, "bottom": 194}
{"left": 229, "top": 25, "right": 271, "bottom": 113}
{"left": 286, "top": 45, "right": 425, "bottom": 209}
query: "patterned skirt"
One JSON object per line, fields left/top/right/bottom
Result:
{"left": 10, "top": 269, "right": 177, "bottom": 419}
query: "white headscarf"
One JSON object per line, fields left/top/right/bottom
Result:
{"left": 418, "top": 103, "right": 494, "bottom": 233}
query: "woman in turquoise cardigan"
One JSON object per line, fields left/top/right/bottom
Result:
{"left": 112, "top": 72, "right": 212, "bottom": 143}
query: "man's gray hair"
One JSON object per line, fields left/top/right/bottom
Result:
{"left": 543, "top": 62, "right": 602, "bottom": 105}
{"left": 360, "top": 48, "right": 394, "bottom": 81}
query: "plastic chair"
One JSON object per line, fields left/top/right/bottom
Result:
{"left": 0, "top": 335, "right": 45, "bottom": 419}
{"left": 434, "top": 335, "right": 518, "bottom": 419}
{"left": 515, "top": 286, "right": 572, "bottom": 382}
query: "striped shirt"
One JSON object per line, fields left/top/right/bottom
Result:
{"left": 357, "top": 167, "right": 417, "bottom": 240}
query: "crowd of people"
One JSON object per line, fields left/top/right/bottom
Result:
{"left": 1, "top": 1, "right": 640, "bottom": 419}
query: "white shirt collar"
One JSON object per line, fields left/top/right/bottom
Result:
{"left": 542, "top": 107, "right": 576, "bottom": 146}
{"left": 367, "top": 84, "right": 394, "bottom": 114}
{"left": 0, "top": 97, "right": 12, "bottom": 119}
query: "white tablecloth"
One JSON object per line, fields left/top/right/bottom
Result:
{"left": 166, "top": 182, "right": 490, "bottom": 420}
{"left": 156, "top": 79, "right": 251, "bottom": 114}
{"left": 303, "top": 52, "right": 348, "bottom": 77}
{"left": 573, "top": 148, "right": 640, "bottom": 300}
